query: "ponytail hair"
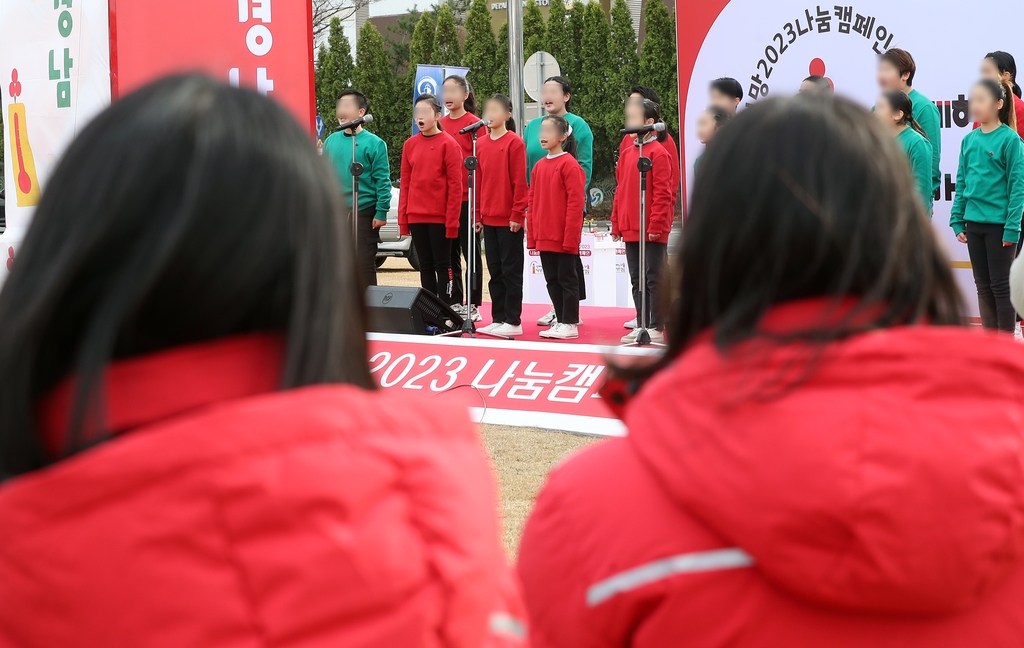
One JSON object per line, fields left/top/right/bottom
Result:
{"left": 985, "top": 51, "right": 1022, "bottom": 99}
{"left": 543, "top": 114, "right": 577, "bottom": 158}
{"left": 978, "top": 78, "right": 1017, "bottom": 130}
{"left": 443, "top": 74, "right": 477, "bottom": 116}
{"left": 637, "top": 98, "right": 668, "bottom": 143}
{"left": 487, "top": 93, "right": 517, "bottom": 133}
{"left": 882, "top": 89, "right": 928, "bottom": 138}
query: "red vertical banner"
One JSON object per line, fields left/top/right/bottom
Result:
{"left": 108, "top": 0, "right": 315, "bottom": 133}
{"left": 675, "top": 0, "right": 731, "bottom": 216}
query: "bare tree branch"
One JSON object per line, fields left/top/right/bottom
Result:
{"left": 312, "top": 0, "right": 384, "bottom": 40}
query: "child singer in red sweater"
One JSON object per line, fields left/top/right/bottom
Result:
{"left": 527, "top": 114, "right": 586, "bottom": 340}
{"left": 399, "top": 94, "right": 464, "bottom": 304}
{"left": 477, "top": 95, "right": 529, "bottom": 337}
{"left": 439, "top": 75, "right": 483, "bottom": 321}
{"left": 612, "top": 98, "right": 675, "bottom": 344}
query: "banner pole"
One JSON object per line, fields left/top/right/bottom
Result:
{"left": 508, "top": 0, "right": 525, "bottom": 133}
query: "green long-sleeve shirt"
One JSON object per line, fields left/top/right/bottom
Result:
{"left": 908, "top": 88, "right": 941, "bottom": 202}
{"left": 323, "top": 128, "right": 392, "bottom": 221}
{"left": 524, "top": 112, "right": 594, "bottom": 194}
{"left": 950, "top": 123, "right": 1024, "bottom": 244}
{"left": 896, "top": 126, "right": 934, "bottom": 216}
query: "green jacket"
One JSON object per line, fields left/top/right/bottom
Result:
{"left": 323, "top": 128, "right": 392, "bottom": 221}
{"left": 908, "top": 88, "right": 941, "bottom": 199}
{"left": 523, "top": 112, "right": 594, "bottom": 192}
{"left": 896, "top": 126, "right": 934, "bottom": 216}
{"left": 950, "top": 124, "right": 1024, "bottom": 244}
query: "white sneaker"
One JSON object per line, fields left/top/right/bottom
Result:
{"left": 478, "top": 322, "right": 503, "bottom": 333}
{"left": 470, "top": 305, "right": 482, "bottom": 322}
{"left": 621, "top": 328, "right": 641, "bottom": 343}
{"left": 622, "top": 328, "right": 665, "bottom": 344}
{"left": 540, "top": 323, "right": 579, "bottom": 339}
{"left": 494, "top": 323, "right": 524, "bottom": 337}
{"left": 537, "top": 308, "right": 557, "bottom": 326}
{"left": 623, "top": 318, "right": 637, "bottom": 329}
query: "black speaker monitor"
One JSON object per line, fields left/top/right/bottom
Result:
{"left": 365, "top": 287, "right": 463, "bottom": 335}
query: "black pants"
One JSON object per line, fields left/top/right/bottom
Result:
{"left": 966, "top": 221, "right": 1017, "bottom": 332}
{"left": 576, "top": 256, "right": 587, "bottom": 300}
{"left": 540, "top": 251, "right": 580, "bottom": 325}
{"left": 451, "top": 201, "right": 483, "bottom": 306}
{"left": 483, "top": 225, "right": 525, "bottom": 325}
{"left": 409, "top": 223, "right": 455, "bottom": 305}
{"left": 625, "top": 241, "right": 667, "bottom": 330}
{"left": 355, "top": 207, "right": 382, "bottom": 290}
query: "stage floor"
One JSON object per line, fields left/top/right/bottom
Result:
{"left": 475, "top": 303, "right": 638, "bottom": 345}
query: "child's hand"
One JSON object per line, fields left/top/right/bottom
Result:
{"left": 475, "top": 222, "right": 483, "bottom": 233}
{"left": 956, "top": 233, "right": 968, "bottom": 244}
{"left": 373, "top": 218, "right": 386, "bottom": 229}
{"left": 1004, "top": 241, "right": 1016, "bottom": 247}
{"left": 648, "top": 233, "right": 661, "bottom": 242}
{"left": 510, "top": 222, "right": 522, "bottom": 233}
{"left": 612, "top": 234, "right": 622, "bottom": 242}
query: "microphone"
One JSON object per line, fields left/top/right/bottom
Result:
{"left": 619, "top": 122, "right": 666, "bottom": 136}
{"left": 459, "top": 118, "right": 492, "bottom": 134}
{"left": 336, "top": 114, "right": 373, "bottom": 132}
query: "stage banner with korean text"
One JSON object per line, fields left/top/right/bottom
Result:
{"left": 367, "top": 334, "right": 658, "bottom": 435}
{"left": 675, "top": 0, "right": 1024, "bottom": 318}
{"left": 109, "top": 0, "right": 315, "bottom": 132}
{"left": 0, "top": 0, "right": 111, "bottom": 287}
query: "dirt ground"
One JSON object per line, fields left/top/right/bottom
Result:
{"left": 378, "top": 258, "right": 598, "bottom": 557}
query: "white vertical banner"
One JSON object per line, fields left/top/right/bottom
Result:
{"left": 681, "top": 0, "right": 1024, "bottom": 318}
{"left": 0, "top": 0, "right": 111, "bottom": 284}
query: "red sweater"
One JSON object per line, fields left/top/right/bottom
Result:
{"left": 527, "top": 153, "right": 586, "bottom": 253}
{"left": 477, "top": 131, "right": 529, "bottom": 227}
{"left": 398, "top": 131, "right": 463, "bottom": 238}
{"left": 619, "top": 131, "right": 679, "bottom": 200}
{"left": 520, "top": 299, "right": 1024, "bottom": 648}
{"left": 612, "top": 137, "right": 675, "bottom": 242}
{"left": 440, "top": 112, "right": 480, "bottom": 201}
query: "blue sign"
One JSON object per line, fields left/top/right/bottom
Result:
{"left": 315, "top": 115, "right": 325, "bottom": 139}
{"left": 412, "top": 65, "right": 444, "bottom": 134}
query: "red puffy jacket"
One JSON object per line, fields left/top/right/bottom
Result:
{"left": 0, "top": 335, "right": 526, "bottom": 648}
{"left": 519, "top": 299, "right": 1024, "bottom": 647}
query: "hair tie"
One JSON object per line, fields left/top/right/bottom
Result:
{"left": 566, "top": 124, "right": 574, "bottom": 137}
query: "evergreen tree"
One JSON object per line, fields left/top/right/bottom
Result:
{"left": 385, "top": 9, "right": 422, "bottom": 76}
{"left": 314, "top": 18, "right": 354, "bottom": 131}
{"left": 522, "top": 0, "right": 546, "bottom": 60}
{"left": 409, "top": 11, "right": 436, "bottom": 69}
{"left": 545, "top": 1, "right": 573, "bottom": 81}
{"left": 462, "top": 0, "right": 497, "bottom": 99}
{"left": 494, "top": 21, "right": 510, "bottom": 96}
{"left": 639, "top": 0, "right": 678, "bottom": 133}
{"left": 577, "top": 2, "right": 613, "bottom": 178}
{"left": 432, "top": 3, "right": 462, "bottom": 66}
{"left": 354, "top": 22, "right": 401, "bottom": 177}
{"left": 566, "top": 1, "right": 586, "bottom": 82}
{"left": 607, "top": 0, "right": 639, "bottom": 145}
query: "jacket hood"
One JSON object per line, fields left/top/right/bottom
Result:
{"left": 628, "top": 300, "right": 1024, "bottom": 616}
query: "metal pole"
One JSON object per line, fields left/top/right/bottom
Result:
{"left": 508, "top": 0, "right": 525, "bottom": 134}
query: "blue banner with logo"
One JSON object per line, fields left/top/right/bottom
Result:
{"left": 412, "top": 65, "right": 471, "bottom": 133}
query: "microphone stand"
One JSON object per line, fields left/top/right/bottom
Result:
{"left": 624, "top": 132, "right": 665, "bottom": 348}
{"left": 349, "top": 126, "right": 362, "bottom": 245}
{"left": 444, "top": 126, "right": 510, "bottom": 339}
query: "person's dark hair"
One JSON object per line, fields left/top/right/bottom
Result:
{"left": 544, "top": 76, "right": 573, "bottom": 107}
{"left": 881, "top": 89, "right": 928, "bottom": 138}
{"left": 629, "top": 85, "right": 661, "bottom": 106}
{"left": 487, "top": 94, "right": 516, "bottom": 132}
{"left": 415, "top": 93, "right": 443, "bottom": 121}
{"left": 623, "top": 94, "right": 963, "bottom": 383}
{"left": 337, "top": 88, "right": 369, "bottom": 114}
{"left": 985, "top": 51, "right": 1022, "bottom": 98}
{"left": 879, "top": 48, "right": 917, "bottom": 86}
{"left": 542, "top": 114, "right": 577, "bottom": 158}
{"left": 443, "top": 74, "right": 478, "bottom": 116}
{"left": 710, "top": 77, "right": 743, "bottom": 101}
{"left": 0, "top": 75, "right": 373, "bottom": 479}
{"left": 802, "top": 75, "right": 832, "bottom": 93}
{"left": 705, "top": 105, "right": 733, "bottom": 130}
{"left": 977, "top": 78, "right": 1017, "bottom": 130}
{"left": 630, "top": 98, "right": 667, "bottom": 143}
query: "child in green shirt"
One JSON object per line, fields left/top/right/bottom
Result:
{"left": 323, "top": 89, "right": 392, "bottom": 289}
{"left": 875, "top": 90, "right": 934, "bottom": 215}
{"left": 951, "top": 79, "right": 1024, "bottom": 332}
